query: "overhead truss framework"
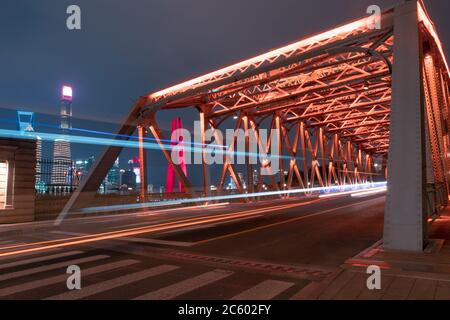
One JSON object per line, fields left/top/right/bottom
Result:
{"left": 139, "top": 6, "right": 396, "bottom": 195}
{"left": 64, "top": 1, "right": 450, "bottom": 252}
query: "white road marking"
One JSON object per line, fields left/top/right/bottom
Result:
{"left": 0, "top": 255, "right": 109, "bottom": 282}
{"left": 46, "top": 265, "right": 179, "bottom": 300}
{"left": 0, "top": 259, "right": 138, "bottom": 297}
{"left": 230, "top": 280, "right": 295, "bottom": 300}
{"left": 0, "top": 250, "right": 84, "bottom": 271}
{"left": 135, "top": 269, "right": 234, "bottom": 300}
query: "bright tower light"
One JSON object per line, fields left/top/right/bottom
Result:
{"left": 62, "top": 85, "right": 73, "bottom": 100}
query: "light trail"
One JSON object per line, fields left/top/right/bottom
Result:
{"left": 0, "top": 201, "right": 319, "bottom": 257}
{"left": 0, "top": 128, "right": 299, "bottom": 162}
{"left": 0, "top": 129, "right": 166, "bottom": 151}
{"left": 137, "top": 202, "right": 230, "bottom": 217}
{"left": 318, "top": 186, "right": 385, "bottom": 199}
{"left": 80, "top": 181, "right": 388, "bottom": 214}
{"left": 350, "top": 187, "right": 387, "bottom": 197}
{"left": 318, "top": 190, "right": 362, "bottom": 198}
{"left": 0, "top": 125, "right": 374, "bottom": 167}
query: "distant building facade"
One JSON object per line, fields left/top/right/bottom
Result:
{"left": 0, "top": 137, "right": 37, "bottom": 223}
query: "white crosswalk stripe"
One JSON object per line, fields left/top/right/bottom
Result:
{"left": 0, "top": 255, "right": 109, "bottom": 282}
{"left": 230, "top": 280, "right": 295, "bottom": 300}
{"left": 0, "top": 251, "right": 84, "bottom": 271}
{"left": 46, "top": 265, "right": 179, "bottom": 300}
{"left": 135, "top": 269, "right": 234, "bottom": 300}
{"left": 0, "top": 259, "right": 138, "bottom": 297}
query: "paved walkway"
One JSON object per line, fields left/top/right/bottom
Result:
{"left": 294, "top": 208, "right": 450, "bottom": 300}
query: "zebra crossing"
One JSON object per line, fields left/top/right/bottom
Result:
{"left": 134, "top": 269, "right": 234, "bottom": 300}
{"left": 0, "top": 249, "right": 307, "bottom": 300}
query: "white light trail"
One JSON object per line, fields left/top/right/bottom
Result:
{"left": 350, "top": 187, "right": 387, "bottom": 198}
{"left": 79, "top": 181, "right": 388, "bottom": 214}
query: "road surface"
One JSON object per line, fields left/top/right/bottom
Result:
{"left": 0, "top": 191, "right": 385, "bottom": 300}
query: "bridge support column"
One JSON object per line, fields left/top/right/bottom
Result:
{"left": 384, "top": 1, "right": 427, "bottom": 252}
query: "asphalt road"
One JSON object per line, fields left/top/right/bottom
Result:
{"left": 0, "top": 190, "right": 385, "bottom": 300}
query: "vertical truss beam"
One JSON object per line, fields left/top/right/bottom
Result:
{"left": 199, "top": 111, "right": 210, "bottom": 198}
{"left": 138, "top": 126, "right": 148, "bottom": 201}
{"left": 243, "top": 114, "right": 254, "bottom": 194}
{"left": 210, "top": 118, "right": 244, "bottom": 194}
{"left": 423, "top": 55, "right": 450, "bottom": 209}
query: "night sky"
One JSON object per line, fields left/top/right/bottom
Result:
{"left": 1, "top": 0, "right": 449, "bottom": 187}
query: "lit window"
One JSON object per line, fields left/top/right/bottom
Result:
{"left": 0, "top": 161, "right": 8, "bottom": 210}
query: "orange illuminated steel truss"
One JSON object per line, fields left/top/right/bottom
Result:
{"left": 67, "top": 1, "right": 450, "bottom": 212}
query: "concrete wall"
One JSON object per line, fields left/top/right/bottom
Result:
{"left": 0, "top": 138, "right": 36, "bottom": 224}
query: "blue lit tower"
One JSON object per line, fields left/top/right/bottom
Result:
{"left": 17, "top": 111, "right": 35, "bottom": 132}
{"left": 51, "top": 86, "right": 73, "bottom": 185}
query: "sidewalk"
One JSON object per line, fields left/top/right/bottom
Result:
{"left": 295, "top": 208, "right": 450, "bottom": 300}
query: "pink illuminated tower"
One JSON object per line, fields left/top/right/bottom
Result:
{"left": 166, "top": 118, "right": 187, "bottom": 193}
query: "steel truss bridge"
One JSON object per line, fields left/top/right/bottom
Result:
{"left": 64, "top": 0, "right": 450, "bottom": 252}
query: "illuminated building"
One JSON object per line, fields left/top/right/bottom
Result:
{"left": 130, "top": 157, "right": 141, "bottom": 185}
{"left": 0, "top": 138, "right": 37, "bottom": 223}
{"left": 237, "top": 172, "right": 246, "bottom": 190}
{"left": 16, "top": 111, "right": 42, "bottom": 186}
{"left": 107, "top": 158, "right": 120, "bottom": 185}
{"left": 74, "top": 156, "right": 95, "bottom": 185}
{"left": 106, "top": 158, "right": 120, "bottom": 192}
{"left": 51, "top": 86, "right": 73, "bottom": 185}
{"left": 121, "top": 169, "right": 137, "bottom": 191}
{"left": 0, "top": 161, "right": 7, "bottom": 209}
{"left": 252, "top": 169, "right": 259, "bottom": 188}
{"left": 227, "top": 177, "right": 236, "bottom": 190}
{"left": 51, "top": 139, "right": 72, "bottom": 185}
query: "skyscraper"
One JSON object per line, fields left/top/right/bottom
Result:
{"left": 74, "top": 156, "right": 95, "bottom": 185}
{"left": 51, "top": 86, "right": 73, "bottom": 185}
{"left": 16, "top": 111, "right": 42, "bottom": 186}
{"left": 106, "top": 158, "right": 120, "bottom": 190}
